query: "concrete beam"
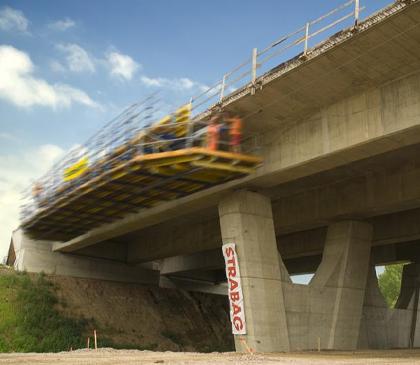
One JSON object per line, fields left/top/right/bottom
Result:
{"left": 160, "top": 249, "right": 224, "bottom": 275}
{"left": 273, "top": 154, "right": 420, "bottom": 235}
{"left": 284, "top": 255, "right": 322, "bottom": 275}
{"left": 126, "top": 217, "right": 222, "bottom": 264}
{"left": 278, "top": 208, "right": 420, "bottom": 261}
{"left": 165, "top": 271, "right": 226, "bottom": 284}
{"left": 125, "top": 205, "right": 420, "bottom": 265}
{"left": 159, "top": 276, "right": 227, "bottom": 296}
{"left": 12, "top": 229, "right": 159, "bottom": 285}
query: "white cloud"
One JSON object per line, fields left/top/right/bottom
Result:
{"left": 0, "top": 45, "right": 98, "bottom": 109}
{"left": 48, "top": 18, "right": 75, "bottom": 31}
{"left": 140, "top": 76, "right": 208, "bottom": 92}
{"left": 0, "top": 6, "right": 28, "bottom": 33}
{"left": 0, "top": 132, "right": 18, "bottom": 142}
{"left": 49, "top": 59, "right": 66, "bottom": 73}
{"left": 107, "top": 51, "right": 139, "bottom": 80}
{"left": 54, "top": 84, "right": 98, "bottom": 108}
{"left": 140, "top": 76, "right": 163, "bottom": 87}
{"left": 0, "top": 144, "right": 65, "bottom": 258}
{"left": 57, "top": 43, "right": 95, "bottom": 73}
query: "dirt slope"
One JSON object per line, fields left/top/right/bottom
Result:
{"left": 49, "top": 275, "right": 233, "bottom": 352}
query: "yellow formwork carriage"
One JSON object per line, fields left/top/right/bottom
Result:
{"left": 22, "top": 102, "right": 262, "bottom": 241}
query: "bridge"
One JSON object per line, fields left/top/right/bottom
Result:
{"left": 7, "top": 0, "right": 420, "bottom": 353}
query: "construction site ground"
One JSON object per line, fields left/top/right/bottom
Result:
{"left": 1, "top": 348, "right": 420, "bottom": 364}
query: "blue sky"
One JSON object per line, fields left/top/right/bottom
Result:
{"left": 0, "top": 0, "right": 392, "bottom": 260}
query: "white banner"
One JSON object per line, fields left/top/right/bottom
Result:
{"left": 222, "top": 243, "right": 246, "bottom": 335}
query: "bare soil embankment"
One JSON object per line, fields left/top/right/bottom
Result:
{"left": 50, "top": 275, "right": 233, "bottom": 352}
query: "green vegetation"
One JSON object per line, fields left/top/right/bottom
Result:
{"left": 378, "top": 263, "right": 404, "bottom": 308}
{"left": 0, "top": 266, "right": 167, "bottom": 353}
{"left": 0, "top": 268, "right": 88, "bottom": 352}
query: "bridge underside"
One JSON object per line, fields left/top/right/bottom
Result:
{"left": 12, "top": 140, "right": 420, "bottom": 351}
{"left": 10, "top": 0, "right": 420, "bottom": 354}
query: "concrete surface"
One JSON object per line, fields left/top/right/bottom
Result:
{"left": 359, "top": 264, "right": 420, "bottom": 349}
{"left": 11, "top": 229, "right": 158, "bottom": 285}
{"left": 277, "top": 221, "right": 372, "bottom": 351}
{"left": 219, "top": 191, "right": 289, "bottom": 352}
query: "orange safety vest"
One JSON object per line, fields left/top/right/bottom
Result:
{"left": 207, "top": 123, "right": 220, "bottom": 150}
{"left": 228, "top": 117, "right": 242, "bottom": 135}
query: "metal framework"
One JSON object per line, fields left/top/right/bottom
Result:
{"left": 21, "top": 94, "right": 261, "bottom": 240}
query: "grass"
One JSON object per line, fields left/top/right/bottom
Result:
{"left": 0, "top": 269, "right": 88, "bottom": 352}
{"left": 0, "top": 266, "right": 165, "bottom": 353}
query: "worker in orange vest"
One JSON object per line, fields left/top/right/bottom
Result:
{"left": 207, "top": 113, "right": 221, "bottom": 151}
{"left": 226, "top": 115, "right": 243, "bottom": 153}
{"left": 32, "top": 182, "right": 43, "bottom": 207}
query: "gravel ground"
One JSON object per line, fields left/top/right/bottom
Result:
{"left": 1, "top": 349, "right": 420, "bottom": 365}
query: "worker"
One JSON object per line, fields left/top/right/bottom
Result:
{"left": 32, "top": 182, "right": 43, "bottom": 207}
{"left": 207, "top": 114, "right": 221, "bottom": 151}
{"left": 226, "top": 114, "right": 243, "bottom": 153}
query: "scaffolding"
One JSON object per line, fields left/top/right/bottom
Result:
{"left": 20, "top": 94, "right": 262, "bottom": 240}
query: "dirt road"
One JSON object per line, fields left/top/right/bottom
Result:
{"left": 1, "top": 349, "right": 420, "bottom": 365}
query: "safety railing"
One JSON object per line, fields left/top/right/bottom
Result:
{"left": 189, "top": 0, "right": 364, "bottom": 115}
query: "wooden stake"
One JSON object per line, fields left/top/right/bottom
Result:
{"left": 94, "top": 330, "right": 98, "bottom": 350}
{"left": 317, "top": 337, "right": 321, "bottom": 352}
{"left": 239, "top": 336, "right": 254, "bottom": 354}
{"left": 87, "top": 337, "right": 90, "bottom": 349}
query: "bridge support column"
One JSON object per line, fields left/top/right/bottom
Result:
{"left": 396, "top": 263, "right": 420, "bottom": 309}
{"left": 360, "top": 262, "right": 420, "bottom": 349}
{"left": 218, "top": 190, "right": 290, "bottom": 353}
{"left": 395, "top": 263, "right": 420, "bottom": 347}
{"left": 311, "top": 220, "right": 372, "bottom": 350}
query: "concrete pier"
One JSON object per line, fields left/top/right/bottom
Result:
{"left": 219, "top": 191, "right": 289, "bottom": 352}
{"left": 305, "top": 221, "right": 372, "bottom": 350}
{"left": 359, "top": 263, "right": 420, "bottom": 349}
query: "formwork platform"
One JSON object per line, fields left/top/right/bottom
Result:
{"left": 22, "top": 147, "right": 261, "bottom": 240}
{"left": 20, "top": 84, "right": 262, "bottom": 241}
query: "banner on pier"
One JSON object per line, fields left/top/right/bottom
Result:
{"left": 222, "top": 243, "right": 246, "bottom": 335}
